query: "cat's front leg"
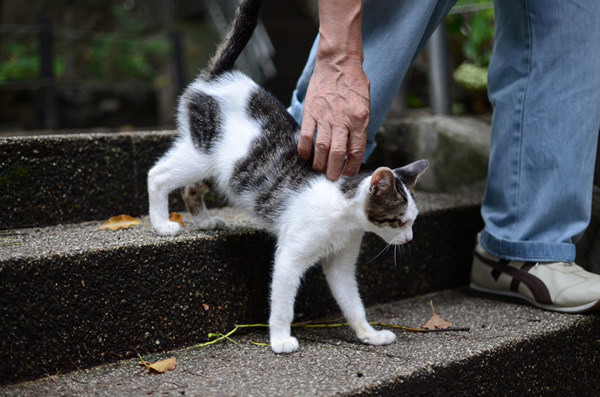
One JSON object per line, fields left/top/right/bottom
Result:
{"left": 269, "top": 248, "right": 313, "bottom": 354}
{"left": 322, "top": 232, "right": 396, "bottom": 347}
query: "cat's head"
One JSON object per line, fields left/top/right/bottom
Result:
{"left": 363, "top": 160, "right": 429, "bottom": 245}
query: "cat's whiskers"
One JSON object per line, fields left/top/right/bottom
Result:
{"left": 369, "top": 243, "right": 392, "bottom": 263}
{"left": 416, "top": 190, "right": 443, "bottom": 205}
{"left": 408, "top": 240, "right": 421, "bottom": 255}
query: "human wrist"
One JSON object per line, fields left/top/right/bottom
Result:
{"left": 316, "top": 0, "right": 364, "bottom": 63}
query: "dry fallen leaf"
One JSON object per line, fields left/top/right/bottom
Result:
{"left": 99, "top": 215, "right": 141, "bottom": 230}
{"left": 169, "top": 212, "right": 184, "bottom": 227}
{"left": 423, "top": 300, "right": 452, "bottom": 330}
{"left": 138, "top": 353, "right": 177, "bottom": 374}
{"left": 202, "top": 303, "right": 210, "bottom": 311}
{"left": 149, "top": 357, "right": 177, "bottom": 373}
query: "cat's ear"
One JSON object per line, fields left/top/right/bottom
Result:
{"left": 394, "top": 160, "right": 429, "bottom": 190}
{"left": 369, "top": 167, "right": 396, "bottom": 197}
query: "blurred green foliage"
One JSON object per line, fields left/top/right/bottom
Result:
{"left": 453, "top": 62, "right": 488, "bottom": 92}
{"left": 80, "top": 32, "right": 169, "bottom": 82}
{"left": 447, "top": 1, "right": 494, "bottom": 100}
{"left": 0, "top": 5, "right": 169, "bottom": 83}
{"left": 447, "top": 2, "right": 495, "bottom": 67}
{"left": 0, "top": 42, "right": 41, "bottom": 81}
{"left": 0, "top": 42, "right": 66, "bottom": 82}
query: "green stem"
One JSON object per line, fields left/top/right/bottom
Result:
{"left": 195, "top": 319, "right": 469, "bottom": 349}
{"left": 195, "top": 325, "right": 241, "bottom": 348}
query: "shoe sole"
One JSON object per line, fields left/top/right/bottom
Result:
{"left": 470, "top": 283, "right": 600, "bottom": 314}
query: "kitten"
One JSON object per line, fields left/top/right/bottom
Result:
{"left": 147, "top": 0, "right": 428, "bottom": 354}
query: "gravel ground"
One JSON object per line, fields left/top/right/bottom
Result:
{"left": 0, "top": 189, "right": 483, "bottom": 262}
{"left": 2, "top": 288, "right": 598, "bottom": 396}
{"left": 0, "top": 208, "right": 261, "bottom": 261}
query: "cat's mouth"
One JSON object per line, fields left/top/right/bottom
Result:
{"left": 389, "top": 236, "right": 408, "bottom": 246}
{"left": 389, "top": 236, "right": 411, "bottom": 245}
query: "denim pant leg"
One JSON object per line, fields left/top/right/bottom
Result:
{"left": 480, "top": 0, "right": 600, "bottom": 262}
{"left": 288, "top": 0, "right": 456, "bottom": 160}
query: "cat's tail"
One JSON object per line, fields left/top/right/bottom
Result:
{"left": 203, "top": 0, "right": 262, "bottom": 81}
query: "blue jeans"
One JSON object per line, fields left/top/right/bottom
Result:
{"left": 288, "top": 0, "right": 457, "bottom": 160}
{"left": 290, "top": 0, "right": 600, "bottom": 263}
{"left": 481, "top": 0, "right": 600, "bottom": 262}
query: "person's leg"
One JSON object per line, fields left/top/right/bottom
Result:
{"left": 289, "top": 0, "right": 457, "bottom": 160}
{"left": 472, "top": 0, "right": 600, "bottom": 313}
{"left": 481, "top": 0, "right": 600, "bottom": 262}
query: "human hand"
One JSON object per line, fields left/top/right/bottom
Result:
{"left": 296, "top": 0, "right": 369, "bottom": 181}
{"left": 297, "top": 58, "right": 370, "bottom": 181}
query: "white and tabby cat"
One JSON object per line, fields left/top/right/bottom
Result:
{"left": 147, "top": 0, "right": 428, "bottom": 353}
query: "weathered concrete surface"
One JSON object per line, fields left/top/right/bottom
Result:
{"left": 0, "top": 131, "right": 180, "bottom": 229}
{"left": 374, "top": 116, "right": 491, "bottom": 192}
{"left": 0, "top": 188, "right": 484, "bottom": 385}
{"left": 1, "top": 117, "right": 491, "bottom": 229}
{"left": 2, "top": 288, "right": 598, "bottom": 396}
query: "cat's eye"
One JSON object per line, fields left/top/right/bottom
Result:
{"left": 398, "top": 221, "right": 407, "bottom": 228}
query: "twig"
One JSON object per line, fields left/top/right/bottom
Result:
{"left": 151, "top": 278, "right": 172, "bottom": 296}
{"left": 370, "top": 322, "right": 470, "bottom": 333}
{"left": 195, "top": 320, "right": 470, "bottom": 349}
{"left": 181, "top": 369, "right": 208, "bottom": 378}
{"left": 196, "top": 326, "right": 244, "bottom": 348}
{"left": 208, "top": 332, "right": 238, "bottom": 345}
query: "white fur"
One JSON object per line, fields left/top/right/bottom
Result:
{"left": 148, "top": 72, "right": 422, "bottom": 353}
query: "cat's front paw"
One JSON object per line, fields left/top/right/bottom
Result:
{"left": 197, "top": 216, "right": 226, "bottom": 230}
{"left": 359, "top": 330, "right": 396, "bottom": 346}
{"left": 154, "top": 221, "right": 181, "bottom": 236}
{"left": 270, "top": 336, "right": 299, "bottom": 354}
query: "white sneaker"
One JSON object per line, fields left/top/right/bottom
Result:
{"left": 470, "top": 244, "right": 600, "bottom": 313}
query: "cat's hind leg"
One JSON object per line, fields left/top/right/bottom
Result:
{"left": 148, "top": 145, "right": 207, "bottom": 236}
{"left": 322, "top": 232, "right": 396, "bottom": 347}
{"left": 182, "top": 183, "right": 226, "bottom": 230}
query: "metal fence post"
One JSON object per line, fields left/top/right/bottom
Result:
{"left": 171, "top": 30, "right": 187, "bottom": 95}
{"left": 38, "top": 16, "right": 58, "bottom": 129}
{"left": 426, "top": 20, "right": 451, "bottom": 115}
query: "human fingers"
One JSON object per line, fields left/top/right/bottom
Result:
{"left": 312, "top": 123, "right": 332, "bottom": 174}
{"left": 325, "top": 125, "right": 348, "bottom": 181}
{"left": 298, "top": 115, "right": 317, "bottom": 161}
{"left": 342, "top": 140, "right": 365, "bottom": 176}
{"left": 342, "top": 117, "right": 368, "bottom": 176}
{"left": 342, "top": 78, "right": 369, "bottom": 176}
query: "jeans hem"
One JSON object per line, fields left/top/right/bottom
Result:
{"left": 479, "top": 229, "right": 576, "bottom": 263}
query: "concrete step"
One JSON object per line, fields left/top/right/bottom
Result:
{"left": 1, "top": 131, "right": 179, "bottom": 229}
{"left": 0, "top": 116, "right": 490, "bottom": 230}
{"left": 2, "top": 287, "right": 599, "bottom": 396}
{"left": 0, "top": 188, "right": 483, "bottom": 385}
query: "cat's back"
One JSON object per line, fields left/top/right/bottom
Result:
{"left": 229, "top": 85, "right": 322, "bottom": 223}
{"left": 177, "top": 71, "right": 258, "bottom": 151}
{"left": 178, "top": 70, "right": 322, "bottom": 224}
